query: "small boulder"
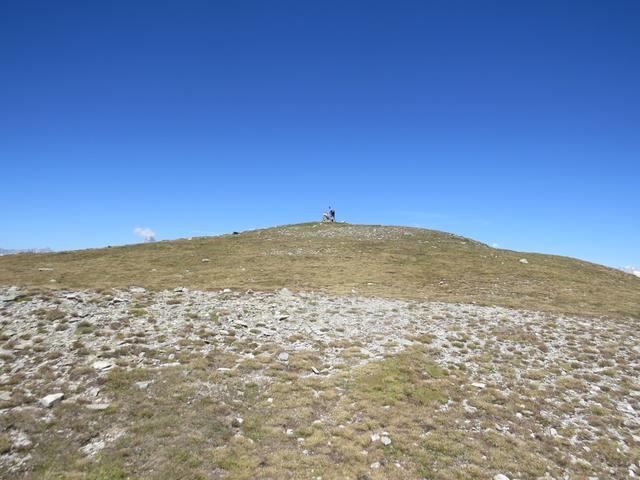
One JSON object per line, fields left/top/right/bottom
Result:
{"left": 0, "top": 289, "right": 20, "bottom": 302}
{"left": 381, "top": 435, "right": 392, "bottom": 446}
{"left": 278, "top": 352, "right": 289, "bottom": 362}
{"left": 92, "top": 360, "right": 113, "bottom": 371}
{"left": 494, "top": 475, "right": 510, "bottom": 480}
{"left": 87, "top": 387, "right": 100, "bottom": 397}
{"left": 40, "top": 393, "right": 64, "bottom": 408}
{"left": 0, "top": 348, "right": 14, "bottom": 359}
{"left": 13, "top": 341, "right": 32, "bottom": 351}
{"left": 519, "top": 258, "right": 529, "bottom": 264}
{"left": 12, "top": 432, "right": 32, "bottom": 450}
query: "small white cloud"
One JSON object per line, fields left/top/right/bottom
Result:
{"left": 621, "top": 265, "right": 640, "bottom": 278}
{"left": 491, "top": 243, "right": 500, "bottom": 249}
{"left": 133, "top": 227, "right": 156, "bottom": 242}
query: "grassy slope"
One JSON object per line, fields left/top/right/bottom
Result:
{"left": 2, "top": 223, "right": 640, "bottom": 479}
{"left": 0, "top": 222, "right": 638, "bottom": 318}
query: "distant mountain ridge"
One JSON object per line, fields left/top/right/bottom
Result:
{"left": 0, "top": 247, "right": 53, "bottom": 256}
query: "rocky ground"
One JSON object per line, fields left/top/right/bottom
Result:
{"left": 0, "top": 286, "right": 639, "bottom": 479}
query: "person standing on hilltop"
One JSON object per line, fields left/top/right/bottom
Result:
{"left": 322, "top": 206, "right": 335, "bottom": 222}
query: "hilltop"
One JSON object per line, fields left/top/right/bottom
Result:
{"left": 0, "top": 223, "right": 638, "bottom": 318}
{"left": 0, "top": 223, "right": 639, "bottom": 479}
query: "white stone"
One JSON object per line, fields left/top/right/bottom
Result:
{"left": 40, "top": 393, "right": 64, "bottom": 408}
{"left": 92, "top": 360, "right": 113, "bottom": 370}
{"left": 278, "top": 352, "right": 289, "bottom": 362}
{"left": 86, "top": 403, "right": 111, "bottom": 410}
{"left": 13, "top": 341, "right": 32, "bottom": 351}
{"left": 494, "top": 475, "right": 510, "bottom": 480}
{"left": 12, "top": 432, "right": 32, "bottom": 450}
{"left": 370, "top": 462, "right": 381, "bottom": 469}
{"left": 87, "top": 387, "right": 100, "bottom": 397}
{"left": 471, "top": 382, "right": 486, "bottom": 389}
{"left": 381, "top": 435, "right": 392, "bottom": 446}
{"left": 371, "top": 433, "right": 380, "bottom": 442}
{"left": 0, "top": 391, "right": 12, "bottom": 401}
{"left": 519, "top": 258, "right": 529, "bottom": 264}
{"left": 0, "top": 348, "right": 14, "bottom": 359}
{"left": 135, "top": 381, "right": 150, "bottom": 390}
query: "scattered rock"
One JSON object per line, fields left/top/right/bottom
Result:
{"left": 135, "top": 381, "right": 150, "bottom": 391}
{"left": 370, "top": 433, "right": 380, "bottom": 442}
{"left": 87, "top": 387, "right": 101, "bottom": 397}
{"left": 380, "top": 435, "right": 392, "bottom": 446}
{"left": 471, "top": 382, "right": 486, "bottom": 389}
{"left": 129, "top": 287, "right": 146, "bottom": 294}
{"left": 278, "top": 352, "right": 289, "bottom": 362}
{"left": 13, "top": 341, "right": 32, "bottom": 351}
{"left": 92, "top": 360, "right": 113, "bottom": 371}
{"left": 0, "top": 348, "right": 15, "bottom": 359}
{"left": 201, "top": 258, "right": 210, "bottom": 263}
{"left": 0, "top": 287, "right": 21, "bottom": 302}
{"left": 0, "top": 391, "right": 12, "bottom": 401}
{"left": 40, "top": 393, "right": 64, "bottom": 408}
{"left": 86, "top": 402, "right": 111, "bottom": 411}
{"left": 494, "top": 475, "right": 510, "bottom": 480}
{"left": 519, "top": 258, "right": 529, "bottom": 264}
{"left": 370, "top": 462, "right": 381, "bottom": 469}
{"left": 311, "top": 367, "right": 320, "bottom": 375}
{"left": 11, "top": 432, "right": 32, "bottom": 450}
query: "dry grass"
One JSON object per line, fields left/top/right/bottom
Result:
{"left": 1, "top": 222, "right": 638, "bottom": 318}
{"left": 14, "top": 343, "right": 637, "bottom": 479}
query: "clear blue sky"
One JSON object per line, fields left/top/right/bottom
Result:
{"left": 1, "top": 0, "right": 638, "bottom": 268}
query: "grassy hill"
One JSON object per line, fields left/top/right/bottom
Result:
{"left": 1, "top": 223, "right": 640, "bottom": 479}
{"left": 1, "top": 222, "right": 638, "bottom": 318}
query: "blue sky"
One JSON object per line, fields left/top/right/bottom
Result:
{"left": 1, "top": 0, "right": 638, "bottom": 268}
